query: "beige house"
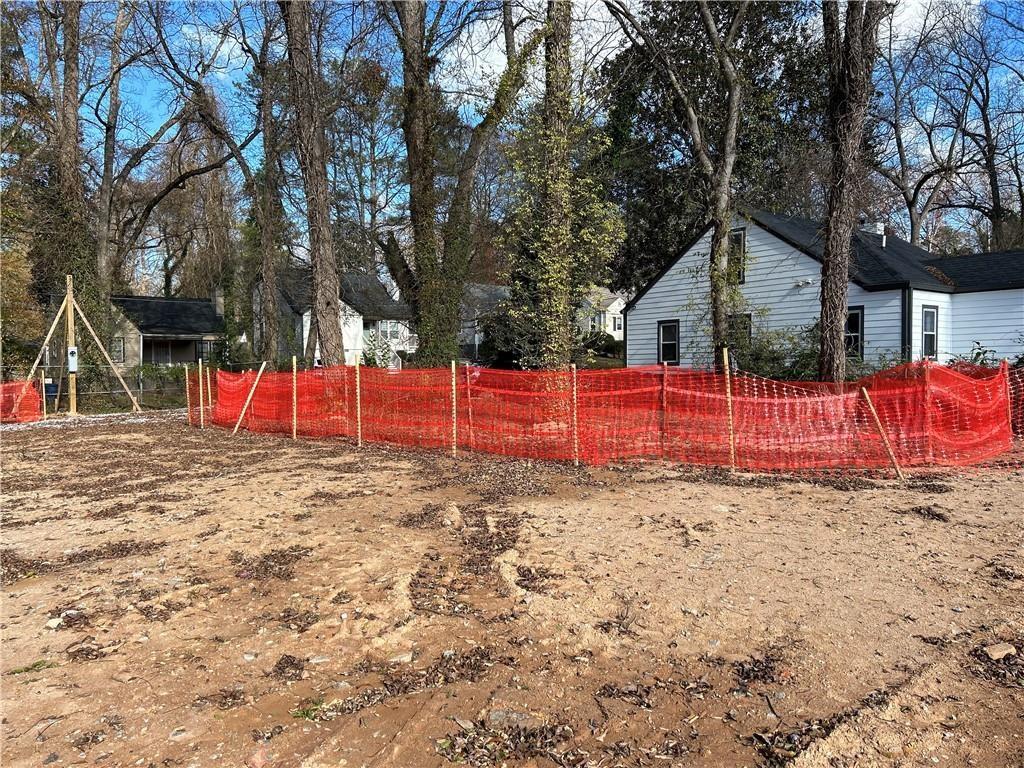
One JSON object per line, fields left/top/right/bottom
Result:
{"left": 109, "top": 295, "right": 226, "bottom": 369}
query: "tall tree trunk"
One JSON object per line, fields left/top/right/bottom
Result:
{"left": 258, "top": 94, "right": 281, "bottom": 362}
{"left": 819, "top": 1, "right": 890, "bottom": 382}
{"left": 604, "top": 0, "right": 748, "bottom": 370}
{"left": 96, "top": 1, "right": 132, "bottom": 296}
{"left": 534, "top": 0, "right": 573, "bottom": 369}
{"left": 278, "top": 0, "right": 345, "bottom": 366}
{"left": 387, "top": 1, "right": 543, "bottom": 367}
{"left": 56, "top": 0, "right": 84, "bottom": 216}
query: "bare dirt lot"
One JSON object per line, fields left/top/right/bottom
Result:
{"left": 2, "top": 412, "right": 1022, "bottom": 767}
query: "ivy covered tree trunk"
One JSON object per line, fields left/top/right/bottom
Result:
{"left": 534, "top": 0, "right": 574, "bottom": 370}
{"left": 492, "top": 4, "right": 623, "bottom": 370}
{"left": 57, "top": 0, "right": 84, "bottom": 217}
{"left": 278, "top": 0, "right": 345, "bottom": 366}
{"left": 819, "top": 0, "right": 890, "bottom": 382}
{"left": 385, "top": 1, "right": 543, "bottom": 368}
{"left": 258, "top": 89, "right": 281, "bottom": 363}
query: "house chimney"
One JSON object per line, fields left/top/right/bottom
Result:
{"left": 213, "top": 287, "right": 224, "bottom": 317}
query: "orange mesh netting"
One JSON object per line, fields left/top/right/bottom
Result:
{"left": 188, "top": 361, "right": 1018, "bottom": 472}
{"left": 1, "top": 381, "right": 42, "bottom": 423}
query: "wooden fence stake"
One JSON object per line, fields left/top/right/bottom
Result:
{"left": 465, "top": 365, "right": 475, "bottom": 449}
{"left": 232, "top": 361, "right": 267, "bottom": 435}
{"left": 571, "top": 363, "right": 579, "bottom": 467}
{"left": 861, "top": 386, "right": 905, "bottom": 482}
{"left": 355, "top": 360, "right": 362, "bottom": 447}
{"left": 1002, "top": 359, "right": 1014, "bottom": 434}
{"left": 66, "top": 275, "right": 77, "bottom": 416}
{"left": 198, "top": 358, "right": 205, "bottom": 429}
{"left": 722, "top": 347, "right": 736, "bottom": 471}
{"left": 71, "top": 298, "right": 141, "bottom": 412}
{"left": 923, "top": 358, "right": 933, "bottom": 461}
{"left": 39, "top": 370, "right": 46, "bottom": 420}
{"left": 451, "top": 360, "right": 457, "bottom": 457}
{"left": 660, "top": 361, "right": 668, "bottom": 459}
{"left": 184, "top": 364, "right": 192, "bottom": 425}
{"left": 206, "top": 364, "right": 213, "bottom": 419}
{"left": 292, "top": 355, "right": 298, "bottom": 440}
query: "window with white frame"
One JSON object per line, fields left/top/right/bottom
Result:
{"left": 612, "top": 315, "right": 623, "bottom": 332}
{"left": 658, "top": 320, "right": 679, "bottom": 365}
{"left": 110, "top": 337, "right": 125, "bottom": 364}
{"left": 921, "top": 306, "right": 938, "bottom": 358}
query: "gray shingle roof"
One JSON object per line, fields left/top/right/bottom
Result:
{"left": 462, "top": 282, "right": 508, "bottom": 320}
{"left": 111, "top": 295, "right": 224, "bottom": 336}
{"left": 278, "top": 264, "right": 412, "bottom": 321}
{"left": 744, "top": 209, "right": 954, "bottom": 292}
{"left": 923, "top": 250, "right": 1024, "bottom": 292}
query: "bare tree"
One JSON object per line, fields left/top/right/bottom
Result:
{"left": 380, "top": 1, "right": 545, "bottom": 367}
{"left": 819, "top": 0, "right": 892, "bottom": 383}
{"left": 95, "top": 1, "right": 135, "bottom": 294}
{"left": 873, "top": 5, "right": 973, "bottom": 247}
{"left": 155, "top": 0, "right": 286, "bottom": 360}
{"left": 605, "top": 0, "right": 749, "bottom": 368}
{"left": 935, "top": 2, "right": 1024, "bottom": 251}
{"left": 278, "top": 0, "right": 345, "bottom": 365}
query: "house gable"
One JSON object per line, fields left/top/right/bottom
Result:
{"left": 624, "top": 217, "right": 904, "bottom": 367}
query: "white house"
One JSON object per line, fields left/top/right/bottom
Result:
{"left": 255, "top": 268, "right": 513, "bottom": 366}
{"left": 623, "top": 209, "right": 1024, "bottom": 367}
{"left": 578, "top": 287, "right": 626, "bottom": 341}
{"left": 255, "top": 265, "right": 417, "bottom": 367}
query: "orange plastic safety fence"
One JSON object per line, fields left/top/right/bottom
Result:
{"left": 1, "top": 381, "right": 42, "bottom": 423}
{"left": 188, "top": 361, "right": 1019, "bottom": 472}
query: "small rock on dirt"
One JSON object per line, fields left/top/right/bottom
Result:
{"left": 985, "top": 642, "right": 1017, "bottom": 661}
{"left": 389, "top": 651, "right": 414, "bottom": 664}
{"left": 441, "top": 502, "right": 464, "bottom": 530}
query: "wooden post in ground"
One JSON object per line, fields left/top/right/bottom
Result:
{"left": 39, "top": 370, "right": 46, "bottom": 419}
{"left": 451, "top": 360, "right": 457, "bottom": 457}
{"left": 922, "top": 358, "right": 933, "bottom": 462}
{"left": 355, "top": 360, "right": 362, "bottom": 447}
{"left": 861, "top": 386, "right": 905, "bottom": 482}
{"left": 71, "top": 298, "right": 141, "bottom": 412}
{"left": 184, "top": 364, "right": 192, "bottom": 425}
{"left": 205, "top": 364, "right": 213, "bottom": 420}
{"left": 198, "top": 358, "right": 205, "bottom": 429}
{"left": 722, "top": 347, "right": 736, "bottom": 471}
{"left": 660, "top": 361, "right": 668, "bottom": 459}
{"left": 292, "top": 355, "right": 298, "bottom": 440}
{"left": 465, "top": 365, "right": 475, "bottom": 450}
{"left": 1001, "top": 359, "right": 1014, "bottom": 435}
{"left": 66, "top": 275, "right": 77, "bottom": 415}
{"left": 571, "top": 363, "right": 579, "bottom": 467}
{"left": 232, "top": 361, "right": 267, "bottom": 435}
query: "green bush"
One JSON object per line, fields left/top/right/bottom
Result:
{"left": 728, "top": 322, "right": 899, "bottom": 381}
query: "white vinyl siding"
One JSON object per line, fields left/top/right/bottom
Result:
{"left": 625, "top": 217, "right": 903, "bottom": 367}
{"left": 910, "top": 291, "right": 953, "bottom": 362}
{"left": 948, "top": 289, "right": 1024, "bottom": 361}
